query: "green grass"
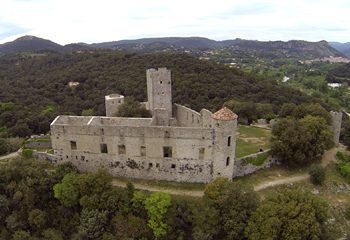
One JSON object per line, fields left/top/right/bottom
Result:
{"left": 238, "top": 125, "right": 271, "bottom": 138}
{"left": 236, "top": 125, "right": 271, "bottom": 158}
{"left": 233, "top": 165, "right": 308, "bottom": 187}
{"left": 242, "top": 152, "right": 270, "bottom": 166}
{"left": 25, "top": 138, "right": 51, "bottom": 144}
{"left": 113, "top": 177, "right": 206, "bottom": 191}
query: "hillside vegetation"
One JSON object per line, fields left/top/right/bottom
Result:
{"left": 0, "top": 50, "right": 325, "bottom": 137}
{"left": 0, "top": 36, "right": 344, "bottom": 59}
{"left": 326, "top": 62, "right": 350, "bottom": 84}
{"left": 0, "top": 157, "right": 345, "bottom": 240}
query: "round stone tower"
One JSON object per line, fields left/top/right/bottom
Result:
{"left": 211, "top": 107, "right": 238, "bottom": 180}
{"left": 105, "top": 94, "right": 125, "bottom": 117}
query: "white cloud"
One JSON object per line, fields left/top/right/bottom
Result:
{"left": 0, "top": 0, "right": 349, "bottom": 44}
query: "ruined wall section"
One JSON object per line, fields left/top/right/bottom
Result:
{"left": 174, "top": 104, "right": 203, "bottom": 127}
{"left": 331, "top": 111, "right": 343, "bottom": 145}
{"left": 51, "top": 121, "right": 215, "bottom": 183}
{"left": 174, "top": 104, "right": 214, "bottom": 128}
{"left": 105, "top": 94, "right": 125, "bottom": 117}
{"left": 234, "top": 150, "right": 279, "bottom": 177}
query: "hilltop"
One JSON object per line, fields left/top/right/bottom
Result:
{"left": 0, "top": 36, "right": 91, "bottom": 54}
{"left": 330, "top": 42, "right": 350, "bottom": 57}
{"left": 0, "top": 35, "right": 345, "bottom": 60}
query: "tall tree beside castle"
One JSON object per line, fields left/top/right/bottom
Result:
{"left": 271, "top": 103, "right": 335, "bottom": 167}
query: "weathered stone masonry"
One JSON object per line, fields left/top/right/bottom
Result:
{"left": 51, "top": 68, "right": 238, "bottom": 183}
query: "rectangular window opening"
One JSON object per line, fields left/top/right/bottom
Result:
{"left": 100, "top": 143, "right": 108, "bottom": 154}
{"left": 141, "top": 146, "right": 146, "bottom": 157}
{"left": 118, "top": 145, "right": 126, "bottom": 155}
{"left": 199, "top": 148, "right": 205, "bottom": 160}
{"left": 70, "top": 141, "right": 77, "bottom": 150}
{"left": 171, "top": 164, "right": 176, "bottom": 169}
{"left": 149, "top": 163, "right": 153, "bottom": 168}
{"left": 226, "top": 157, "right": 230, "bottom": 166}
{"left": 228, "top": 136, "right": 231, "bottom": 147}
{"left": 163, "top": 146, "right": 172, "bottom": 158}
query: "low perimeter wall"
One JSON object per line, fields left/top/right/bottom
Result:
{"left": 32, "top": 151, "right": 57, "bottom": 162}
{"left": 234, "top": 150, "right": 279, "bottom": 177}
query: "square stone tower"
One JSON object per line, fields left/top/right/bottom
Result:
{"left": 146, "top": 68, "right": 172, "bottom": 118}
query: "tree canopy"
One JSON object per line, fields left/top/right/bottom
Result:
{"left": 271, "top": 115, "right": 334, "bottom": 167}
{"left": 0, "top": 156, "right": 342, "bottom": 239}
{"left": 0, "top": 50, "right": 324, "bottom": 137}
{"left": 245, "top": 188, "right": 330, "bottom": 240}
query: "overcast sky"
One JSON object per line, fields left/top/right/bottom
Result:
{"left": 0, "top": 0, "right": 349, "bottom": 44}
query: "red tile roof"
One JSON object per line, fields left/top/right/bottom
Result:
{"left": 212, "top": 107, "right": 238, "bottom": 121}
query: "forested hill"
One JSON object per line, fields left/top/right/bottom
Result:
{"left": 0, "top": 50, "right": 322, "bottom": 137}
{"left": 326, "top": 62, "right": 350, "bottom": 84}
{"left": 0, "top": 36, "right": 345, "bottom": 60}
{"left": 95, "top": 38, "right": 344, "bottom": 59}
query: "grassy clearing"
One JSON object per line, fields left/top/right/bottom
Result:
{"left": 236, "top": 125, "right": 271, "bottom": 158}
{"left": 25, "top": 137, "right": 51, "bottom": 144}
{"left": 233, "top": 165, "right": 308, "bottom": 187}
{"left": 112, "top": 176, "right": 206, "bottom": 192}
{"left": 242, "top": 151, "right": 270, "bottom": 166}
{"left": 255, "top": 152, "right": 350, "bottom": 234}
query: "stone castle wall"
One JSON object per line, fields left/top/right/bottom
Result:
{"left": 331, "top": 111, "right": 343, "bottom": 145}
{"left": 234, "top": 150, "right": 279, "bottom": 177}
{"left": 147, "top": 68, "right": 172, "bottom": 118}
{"left": 51, "top": 116, "right": 219, "bottom": 183}
{"left": 105, "top": 94, "right": 125, "bottom": 117}
{"left": 50, "top": 68, "right": 238, "bottom": 183}
{"left": 174, "top": 104, "right": 203, "bottom": 127}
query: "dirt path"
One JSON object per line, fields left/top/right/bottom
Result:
{"left": 111, "top": 180, "right": 204, "bottom": 197}
{"left": 253, "top": 147, "right": 340, "bottom": 191}
{"left": 111, "top": 148, "right": 342, "bottom": 195}
{"left": 253, "top": 174, "right": 309, "bottom": 191}
{"left": 0, "top": 151, "right": 19, "bottom": 161}
{"left": 321, "top": 147, "right": 338, "bottom": 167}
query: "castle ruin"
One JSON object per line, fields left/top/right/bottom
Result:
{"left": 50, "top": 68, "right": 238, "bottom": 183}
{"left": 331, "top": 111, "right": 343, "bottom": 145}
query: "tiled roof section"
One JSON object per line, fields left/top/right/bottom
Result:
{"left": 212, "top": 107, "right": 238, "bottom": 121}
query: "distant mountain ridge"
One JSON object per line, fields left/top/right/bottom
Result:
{"left": 329, "top": 42, "right": 350, "bottom": 57}
{"left": 0, "top": 36, "right": 91, "bottom": 54}
{"left": 0, "top": 35, "right": 346, "bottom": 59}
{"left": 91, "top": 37, "right": 344, "bottom": 58}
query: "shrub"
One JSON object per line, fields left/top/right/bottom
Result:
{"left": 0, "top": 138, "right": 9, "bottom": 155}
{"left": 338, "top": 163, "right": 350, "bottom": 181}
{"left": 6, "top": 137, "right": 24, "bottom": 152}
{"left": 309, "top": 165, "right": 326, "bottom": 185}
{"left": 345, "top": 204, "right": 350, "bottom": 220}
{"left": 22, "top": 149, "right": 33, "bottom": 159}
{"left": 336, "top": 151, "right": 349, "bottom": 162}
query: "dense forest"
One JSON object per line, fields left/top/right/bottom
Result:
{"left": 326, "top": 62, "right": 350, "bottom": 84}
{"left": 0, "top": 157, "right": 342, "bottom": 240}
{"left": 0, "top": 50, "right": 325, "bottom": 137}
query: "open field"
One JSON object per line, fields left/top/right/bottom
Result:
{"left": 236, "top": 125, "right": 271, "bottom": 158}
